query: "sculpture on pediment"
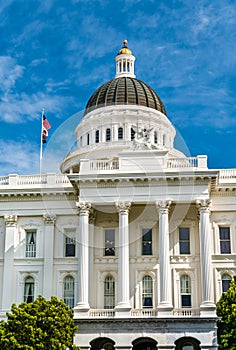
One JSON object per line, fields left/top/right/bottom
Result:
{"left": 132, "top": 126, "right": 158, "bottom": 150}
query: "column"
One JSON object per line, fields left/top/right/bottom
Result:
{"left": 88, "top": 209, "right": 96, "bottom": 304}
{"left": 1, "top": 215, "right": 17, "bottom": 316}
{"left": 115, "top": 202, "right": 131, "bottom": 315}
{"left": 197, "top": 199, "right": 216, "bottom": 316}
{"left": 156, "top": 201, "right": 173, "bottom": 315}
{"left": 43, "top": 214, "right": 56, "bottom": 299}
{"left": 74, "top": 202, "right": 91, "bottom": 314}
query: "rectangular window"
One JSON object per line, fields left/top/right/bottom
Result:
{"left": 179, "top": 227, "right": 190, "bottom": 254}
{"left": 142, "top": 229, "right": 152, "bottom": 255}
{"left": 219, "top": 227, "right": 231, "bottom": 254}
{"left": 106, "top": 128, "right": 111, "bottom": 142}
{"left": 26, "top": 231, "right": 36, "bottom": 258}
{"left": 65, "top": 231, "right": 76, "bottom": 257}
{"left": 95, "top": 130, "right": 99, "bottom": 143}
{"left": 104, "top": 229, "right": 115, "bottom": 256}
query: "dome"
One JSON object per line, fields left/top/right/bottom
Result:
{"left": 84, "top": 77, "right": 167, "bottom": 116}
{"left": 118, "top": 39, "right": 132, "bottom": 55}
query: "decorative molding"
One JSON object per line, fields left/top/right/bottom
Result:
{"left": 76, "top": 202, "right": 91, "bottom": 216}
{"left": 43, "top": 213, "right": 56, "bottom": 224}
{"left": 4, "top": 215, "right": 17, "bottom": 227}
{"left": 116, "top": 202, "right": 131, "bottom": 214}
{"left": 156, "top": 200, "right": 171, "bottom": 214}
{"left": 196, "top": 199, "right": 212, "bottom": 213}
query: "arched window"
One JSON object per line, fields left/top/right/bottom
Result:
{"left": 154, "top": 131, "right": 157, "bottom": 144}
{"left": 104, "top": 275, "right": 115, "bottom": 309}
{"left": 95, "top": 130, "right": 99, "bottom": 143}
{"left": 222, "top": 273, "right": 231, "bottom": 292}
{"left": 142, "top": 275, "right": 153, "bottom": 308}
{"left": 106, "top": 128, "right": 111, "bottom": 142}
{"left": 64, "top": 275, "right": 75, "bottom": 309}
{"left": 131, "top": 128, "right": 135, "bottom": 141}
{"left": 180, "top": 275, "right": 191, "bottom": 308}
{"left": 118, "top": 127, "right": 123, "bottom": 140}
{"left": 24, "top": 276, "right": 34, "bottom": 303}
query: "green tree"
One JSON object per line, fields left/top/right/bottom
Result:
{"left": 0, "top": 295, "right": 78, "bottom": 350}
{"left": 217, "top": 275, "right": 236, "bottom": 349}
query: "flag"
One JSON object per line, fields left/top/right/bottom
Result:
{"left": 43, "top": 115, "right": 51, "bottom": 130}
{"left": 42, "top": 114, "right": 51, "bottom": 144}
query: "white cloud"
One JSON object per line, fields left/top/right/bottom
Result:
{"left": 0, "top": 56, "right": 24, "bottom": 93}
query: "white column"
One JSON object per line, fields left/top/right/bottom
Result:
{"left": 43, "top": 214, "right": 56, "bottom": 299}
{"left": 156, "top": 201, "right": 173, "bottom": 315}
{"left": 74, "top": 202, "right": 91, "bottom": 314}
{"left": 1, "top": 215, "right": 17, "bottom": 316}
{"left": 115, "top": 202, "right": 131, "bottom": 315}
{"left": 88, "top": 209, "right": 96, "bottom": 305}
{"left": 197, "top": 199, "right": 216, "bottom": 316}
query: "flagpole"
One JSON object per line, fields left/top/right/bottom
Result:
{"left": 40, "top": 107, "right": 44, "bottom": 174}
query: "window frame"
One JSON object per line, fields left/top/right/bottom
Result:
{"left": 219, "top": 226, "right": 231, "bottom": 254}
{"left": 25, "top": 230, "right": 36, "bottom": 258}
{"left": 179, "top": 227, "right": 190, "bottom": 255}
{"left": 106, "top": 128, "right": 111, "bottom": 142}
{"left": 142, "top": 228, "right": 153, "bottom": 255}
{"left": 65, "top": 230, "right": 76, "bottom": 257}
{"left": 63, "top": 275, "right": 75, "bottom": 309}
{"left": 118, "top": 127, "right": 123, "bottom": 140}
{"left": 142, "top": 275, "right": 153, "bottom": 308}
{"left": 24, "top": 276, "right": 35, "bottom": 303}
{"left": 95, "top": 130, "right": 99, "bottom": 143}
{"left": 104, "top": 229, "right": 115, "bottom": 256}
{"left": 222, "top": 273, "right": 232, "bottom": 293}
{"left": 180, "top": 274, "right": 192, "bottom": 308}
{"left": 104, "top": 275, "right": 115, "bottom": 309}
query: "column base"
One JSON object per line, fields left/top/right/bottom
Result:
{"left": 73, "top": 303, "right": 90, "bottom": 318}
{"left": 115, "top": 302, "right": 131, "bottom": 317}
{"left": 200, "top": 301, "right": 216, "bottom": 317}
{"left": 157, "top": 302, "right": 173, "bottom": 316}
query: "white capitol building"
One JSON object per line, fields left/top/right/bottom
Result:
{"left": 0, "top": 40, "right": 236, "bottom": 350}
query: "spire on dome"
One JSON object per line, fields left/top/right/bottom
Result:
{"left": 115, "top": 39, "right": 136, "bottom": 78}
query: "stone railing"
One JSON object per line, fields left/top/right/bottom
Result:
{"left": 0, "top": 174, "right": 71, "bottom": 188}
{"left": 218, "top": 169, "right": 236, "bottom": 184}
{"left": 167, "top": 156, "right": 207, "bottom": 169}
{"left": 78, "top": 308, "right": 200, "bottom": 318}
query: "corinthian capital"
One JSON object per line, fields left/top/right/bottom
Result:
{"left": 156, "top": 200, "right": 171, "bottom": 214}
{"left": 196, "top": 199, "right": 212, "bottom": 213}
{"left": 43, "top": 213, "right": 56, "bottom": 224}
{"left": 76, "top": 202, "right": 91, "bottom": 216}
{"left": 116, "top": 202, "right": 131, "bottom": 214}
{"left": 4, "top": 215, "right": 17, "bottom": 227}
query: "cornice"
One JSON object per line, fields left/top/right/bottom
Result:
{"left": 0, "top": 192, "right": 76, "bottom": 202}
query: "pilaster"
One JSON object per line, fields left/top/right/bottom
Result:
{"left": 1, "top": 215, "right": 17, "bottom": 315}
{"left": 43, "top": 214, "right": 56, "bottom": 299}
{"left": 115, "top": 202, "right": 131, "bottom": 316}
{"left": 156, "top": 201, "right": 173, "bottom": 315}
{"left": 196, "top": 199, "right": 216, "bottom": 316}
{"left": 74, "top": 202, "right": 91, "bottom": 316}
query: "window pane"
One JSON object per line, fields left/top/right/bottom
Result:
{"left": 142, "top": 276, "right": 153, "bottom": 308}
{"left": 222, "top": 274, "right": 231, "bottom": 292}
{"left": 24, "top": 277, "right": 34, "bottom": 303}
{"left": 64, "top": 276, "right": 75, "bottom": 308}
{"left": 104, "top": 276, "right": 115, "bottom": 309}
{"left": 142, "top": 229, "right": 152, "bottom": 255}
{"left": 95, "top": 130, "right": 99, "bottom": 143}
{"left": 179, "top": 228, "right": 190, "bottom": 254}
{"left": 105, "top": 229, "right": 115, "bottom": 256}
{"left": 65, "top": 234, "right": 76, "bottom": 257}
{"left": 181, "top": 275, "right": 191, "bottom": 293}
{"left": 131, "top": 128, "right": 135, "bottom": 140}
{"left": 106, "top": 128, "right": 111, "bottom": 141}
{"left": 26, "top": 231, "right": 36, "bottom": 258}
{"left": 220, "top": 227, "right": 231, "bottom": 254}
{"left": 181, "top": 295, "right": 191, "bottom": 307}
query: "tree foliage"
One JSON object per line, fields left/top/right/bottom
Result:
{"left": 0, "top": 295, "right": 78, "bottom": 350}
{"left": 217, "top": 276, "right": 236, "bottom": 349}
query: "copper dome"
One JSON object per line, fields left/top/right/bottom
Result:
{"left": 84, "top": 77, "right": 166, "bottom": 116}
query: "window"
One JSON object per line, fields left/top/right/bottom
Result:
{"left": 154, "top": 131, "right": 157, "bottom": 144}
{"left": 142, "top": 228, "right": 152, "bottom": 255}
{"left": 80, "top": 136, "right": 82, "bottom": 146}
{"left": 65, "top": 231, "right": 76, "bottom": 257}
{"left": 64, "top": 275, "right": 75, "bottom": 308}
{"left": 180, "top": 275, "right": 191, "bottom": 307}
{"left": 118, "top": 127, "right": 123, "bottom": 140}
{"left": 222, "top": 273, "right": 231, "bottom": 292}
{"left": 95, "top": 130, "right": 99, "bottom": 143}
{"left": 106, "top": 128, "right": 111, "bottom": 141}
{"left": 142, "top": 275, "right": 153, "bottom": 308}
{"left": 131, "top": 127, "right": 135, "bottom": 140}
{"left": 26, "top": 231, "right": 36, "bottom": 258}
{"left": 104, "top": 229, "right": 115, "bottom": 256}
{"left": 163, "top": 134, "right": 166, "bottom": 145}
{"left": 87, "top": 133, "right": 90, "bottom": 145}
{"left": 219, "top": 227, "right": 231, "bottom": 254}
{"left": 24, "top": 276, "right": 34, "bottom": 303}
{"left": 104, "top": 275, "right": 115, "bottom": 309}
{"left": 179, "top": 228, "right": 190, "bottom": 254}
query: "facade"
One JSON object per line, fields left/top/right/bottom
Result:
{"left": 0, "top": 40, "right": 236, "bottom": 349}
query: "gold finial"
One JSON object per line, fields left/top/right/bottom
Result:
{"left": 118, "top": 39, "right": 132, "bottom": 55}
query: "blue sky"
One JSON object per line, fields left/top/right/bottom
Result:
{"left": 0, "top": 0, "right": 236, "bottom": 175}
